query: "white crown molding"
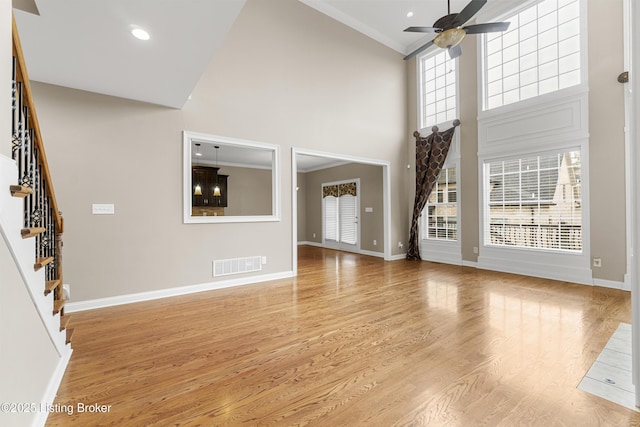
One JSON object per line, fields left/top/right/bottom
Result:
{"left": 298, "top": 0, "right": 407, "bottom": 53}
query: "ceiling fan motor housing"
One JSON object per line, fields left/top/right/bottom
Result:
{"left": 433, "top": 14, "right": 460, "bottom": 31}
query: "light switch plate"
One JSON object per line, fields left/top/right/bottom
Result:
{"left": 92, "top": 204, "right": 115, "bottom": 215}
{"left": 365, "top": 207, "right": 373, "bottom": 213}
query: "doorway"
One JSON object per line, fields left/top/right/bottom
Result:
{"left": 291, "top": 148, "right": 391, "bottom": 275}
{"left": 322, "top": 179, "right": 360, "bottom": 253}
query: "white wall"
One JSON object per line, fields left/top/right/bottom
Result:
{"left": 0, "top": 229, "right": 60, "bottom": 427}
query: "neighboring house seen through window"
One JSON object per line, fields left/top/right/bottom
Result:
{"left": 484, "top": 150, "right": 582, "bottom": 252}
{"left": 423, "top": 167, "right": 457, "bottom": 241}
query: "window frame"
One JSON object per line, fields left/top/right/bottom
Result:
{"left": 479, "top": 0, "right": 588, "bottom": 113}
{"left": 483, "top": 149, "right": 583, "bottom": 253}
{"left": 422, "top": 166, "right": 459, "bottom": 242}
{"left": 415, "top": 48, "right": 462, "bottom": 265}
{"left": 418, "top": 49, "right": 459, "bottom": 130}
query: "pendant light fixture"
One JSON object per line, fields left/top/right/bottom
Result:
{"left": 193, "top": 143, "right": 202, "bottom": 196}
{"left": 213, "top": 145, "right": 221, "bottom": 198}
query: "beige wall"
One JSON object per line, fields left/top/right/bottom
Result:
{"left": 587, "top": 0, "right": 626, "bottom": 282}
{"left": 406, "top": 1, "right": 626, "bottom": 282}
{"left": 30, "top": 0, "right": 407, "bottom": 302}
{"left": 217, "top": 165, "right": 272, "bottom": 216}
{"left": 300, "top": 163, "right": 384, "bottom": 253}
{"left": 458, "top": 37, "right": 480, "bottom": 264}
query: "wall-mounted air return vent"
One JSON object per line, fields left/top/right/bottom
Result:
{"left": 213, "top": 256, "right": 262, "bottom": 277}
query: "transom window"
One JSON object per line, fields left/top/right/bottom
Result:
{"left": 423, "top": 167, "right": 457, "bottom": 241}
{"left": 483, "top": 0, "right": 581, "bottom": 110}
{"left": 419, "top": 50, "right": 457, "bottom": 128}
{"left": 484, "top": 150, "right": 582, "bottom": 252}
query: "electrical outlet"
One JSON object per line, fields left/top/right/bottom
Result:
{"left": 593, "top": 257, "right": 602, "bottom": 268}
{"left": 373, "top": 240, "right": 377, "bottom": 246}
{"left": 473, "top": 246, "right": 478, "bottom": 254}
{"left": 261, "top": 256, "right": 267, "bottom": 265}
{"left": 313, "top": 233, "right": 316, "bottom": 238}
{"left": 398, "top": 241, "right": 403, "bottom": 249}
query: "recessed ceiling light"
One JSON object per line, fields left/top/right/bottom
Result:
{"left": 407, "top": 11, "right": 414, "bottom": 18}
{"left": 131, "top": 28, "right": 150, "bottom": 41}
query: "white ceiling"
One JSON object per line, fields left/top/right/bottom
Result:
{"left": 13, "top": 0, "right": 526, "bottom": 110}
{"left": 14, "top": 0, "right": 247, "bottom": 109}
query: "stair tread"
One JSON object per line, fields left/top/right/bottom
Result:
{"left": 45, "top": 279, "right": 60, "bottom": 295}
{"left": 60, "top": 315, "right": 71, "bottom": 331}
{"left": 53, "top": 298, "right": 65, "bottom": 315}
{"left": 9, "top": 185, "right": 33, "bottom": 198}
{"left": 34, "top": 257, "right": 53, "bottom": 271}
{"left": 65, "top": 328, "right": 74, "bottom": 345}
{"left": 21, "top": 227, "right": 46, "bottom": 239}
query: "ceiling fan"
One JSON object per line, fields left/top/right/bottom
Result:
{"left": 404, "top": 0, "right": 510, "bottom": 60}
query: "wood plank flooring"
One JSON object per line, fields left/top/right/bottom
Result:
{"left": 47, "top": 246, "right": 639, "bottom": 426}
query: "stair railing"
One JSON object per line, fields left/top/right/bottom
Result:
{"left": 11, "top": 16, "right": 65, "bottom": 321}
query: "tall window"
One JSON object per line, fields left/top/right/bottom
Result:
{"left": 483, "top": 0, "right": 581, "bottom": 110}
{"left": 485, "top": 150, "right": 582, "bottom": 251}
{"left": 423, "top": 167, "right": 457, "bottom": 241}
{"left": 420, "top": 50, "right": 457, "bottom": 128}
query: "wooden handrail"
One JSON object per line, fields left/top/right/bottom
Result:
{"left": 11, "top": 15, "right": 63, "bottom": 233}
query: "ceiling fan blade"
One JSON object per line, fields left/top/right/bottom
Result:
{"left": 448, "top": 44, "right": 462, "bottom": 59}
{"left": 452, "top": 0, "right": 487, "bottom": 27}
{"left": 463, "top": 21, "right": 510, "bottom": 34}
{"left": 404, "top": 40, "right": 435, "bottom": 61}
{"left": 404, "top": 26, "right": 441, "bottom": 33}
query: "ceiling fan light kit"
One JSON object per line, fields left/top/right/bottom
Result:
{"left": 433, "top": 28, "right": 466, "bottom": 49}
{"left": 403, "top": 0, "right": 510, "bottom": 60}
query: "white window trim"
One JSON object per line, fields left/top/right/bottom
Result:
{"left": 477, "top": 0, "right": 589, "bottom": 118}
{"left": 478, "top": 141, "right": 591, "bottom": 284}
{"left": 419, "top": 165, "right": 462, "bottom": 265}
{"left": 416, "top": 49, "right": 462, "bottom": 266}
{"left": 417, "top": 49, "right": 460, "bottom": 132}
{"left": 475, "top": 0, "right": 591, "bottom": 285}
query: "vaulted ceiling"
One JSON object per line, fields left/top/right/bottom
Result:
{"left": 13, "top": 0, "right": 526, "bottom": 109}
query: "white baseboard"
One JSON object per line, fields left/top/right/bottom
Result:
{"left": 34, "top": 348, "right": 73, "bottom": 427}
{"left": 359, "top": 249, "right": 385, "bottom": 258}
{"left": 389, "top": 253, "right": 407, "bottom": 261}
{"left": 462, "top": 260, "right": 478, "bottom": 268}
{"left": 66, "top": 271, "right": 294, "bottom": 313}
{"left": 298, "top": 241, "right": 385, "bottom": 259}
{"left": 593, "top": 278, "right": 626, "bottom": 291}
{"left": 297, "top": 241, "right": 322, "bottom": 247}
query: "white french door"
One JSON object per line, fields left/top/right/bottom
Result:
{"left": 322, "top": 179, "right": 360, "bottom": 252}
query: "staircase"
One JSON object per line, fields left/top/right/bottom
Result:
{"left": 1, "top": 16, "right": 72, "bottom": 354}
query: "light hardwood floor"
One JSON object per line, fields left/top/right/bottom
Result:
{"left": 47, "top": 246, "right": 639, "bottom": 426}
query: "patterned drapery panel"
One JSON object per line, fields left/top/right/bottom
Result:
{"left": 407, "top": 121, "right": 459, "bottom": 260}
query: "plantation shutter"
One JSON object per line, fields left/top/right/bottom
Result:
{"left": 339, "top": 194, "right": 356, "bottom": 244}
{"left": 324, "top": 196, "right": 338, "bottom": 242}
